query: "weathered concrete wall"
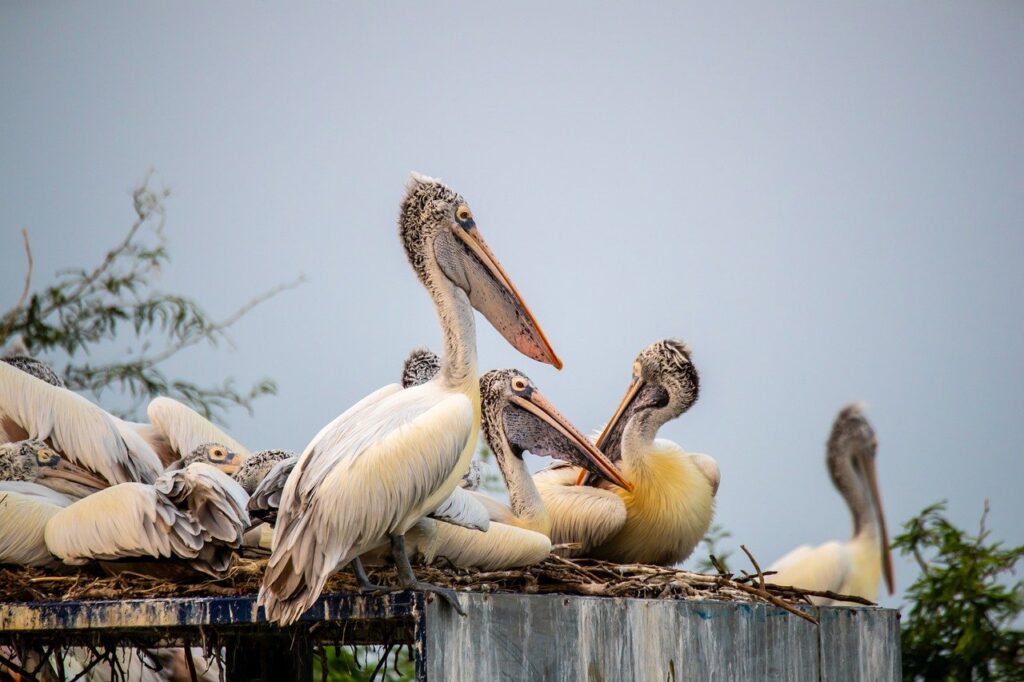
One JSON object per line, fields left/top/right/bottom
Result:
{"left": 427, "top": 594, "right": 900, "bottom": 681}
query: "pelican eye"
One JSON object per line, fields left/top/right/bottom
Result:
{"left": 36, "top": 451, "right": 51, "bottom": 464}
{"left": 210, "top": 448, "right": 227, "bottom": 461}
{"left": 511, "top": 377, "right": 529, "bottom": 393}
{"left": 455, "top": 206, "right": 473, "bottom": 225}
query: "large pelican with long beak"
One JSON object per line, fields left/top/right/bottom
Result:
{"left": 536, "top": 339, "right": 719, "bottom": 565}
{"left": 766, "top": 404, "right": 894, "bottom": 603}
{"left": 259, "top": 175, "right": 561, "bottom": 624}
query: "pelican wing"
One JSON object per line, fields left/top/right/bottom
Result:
{"left": 155, "top": 463, "right": 250, "bottom": 546}
{"left": 0, "top": 480, "right": 74, "bottom": 507}
{"left": 0, "top": 363, "right": 162, "bottom": 485}
{"left": 247, "top": 455, "right": 296, "bottom": 524}
{"left": 767, "top": 541, "right": 851, "bottom": 595}
{"left": 399, "top": 518, "right": 551, "bottom": 570}
{"left": 0, "top": 489, "right": 64, "bottom": 566}
{"left": 44, "top": 483, "right": 205, "bottom": 564}
{"left": 147, "top": 397, "right": 251, "bottom": 462}
{"left": 261, "top": 383, "right": 473, "bottom": 625}
{"left": 429, "top": 487, "right": 490, "bottom": 531}
{"left": 535, "top": 465, "right": 627, "bottom": 553}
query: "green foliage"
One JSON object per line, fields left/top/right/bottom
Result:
{"left": 895, "top": 501, "right": 1023, "bottom": 681}
{"left": 313, "top": 645, "right": 414, "bottom": 681}
{"left": 693, "top": 522, "right": 733, "bottom": 574}
{"left": 475, "top": 443, "right": 505, "bottom": 493}
{"left": 0, "top": 176, "right": 301, "bottom": 421}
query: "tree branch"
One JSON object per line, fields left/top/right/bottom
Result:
{"left": 0, "top": 228, "right": 33, "bottom": 344}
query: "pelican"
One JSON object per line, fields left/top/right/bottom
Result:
{"left": 766, "top": 404, "right": 894, "bottom": 603}
{"left": 0, "top": 361, "right": 164, "bottom": 485}
{"left": 0, "top": 439, "right": 249, "bottom": 575}
{"left": 1, "top": 354, "right": 65, "bottom": 387}
{"left": 535, "top": 339, "right": 719, "bottom": 565}
{"left": 259, "top": 174, "right": 561, "bottom": 624}
{"left": 232, "top": 449, "right": 295, "bottom": 495}
{"left": 131, "top": 397, "right": 252, "bottom": 468}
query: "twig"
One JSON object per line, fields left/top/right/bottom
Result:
{"left": 0, "top": 228, "right": 33, "bottom": 344}
{"left": 725, "top": 578, "right": 818, "bottom": 625}
{"left": 135, "top": 275, "right": 306, "bottom": 366}
{"left": 740, "top": 545, "right": 765, "bottom": 592}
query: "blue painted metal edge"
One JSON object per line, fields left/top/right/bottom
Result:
{"left": 0, "top": 590, "right": 424, "bottom": 632}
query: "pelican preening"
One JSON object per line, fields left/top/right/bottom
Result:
{"left": 259, "top": 174, "right": 562, "bottom": 625}
{"left": 767, "top": 404, "right": 894, "bottom": 603}
{"left": 0, "top": 439, "right": 250, "bottom": 575}
{"left": 536, "top": 339, "right": 719, "bottom": 566}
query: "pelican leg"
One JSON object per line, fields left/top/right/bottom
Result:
{"left": 389, "top": 534, "right": 465, "bottom": 616}
{"left": 350, "top": 557, "right": 387, "bottom": 594}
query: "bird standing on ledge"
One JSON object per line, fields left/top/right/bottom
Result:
{"left": 259, "top": 174, "right": 561, "bottom": 624}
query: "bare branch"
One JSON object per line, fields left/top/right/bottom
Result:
{"left": 0, "top": 228, "right": 33, "bottom": 344}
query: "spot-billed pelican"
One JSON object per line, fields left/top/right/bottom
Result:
{"left": 0, "top": 439, "right": 249, "bottom": 575}
{"left": 233, "top": 449, "right": 294, "bottom": 495}
{"left": 1, "top": 354, "right": 65, "bottom": 387}
{"left": 132, "top": 397, "right": 252, "bottom": 468}
{"left": 535, "top": 339, "right": 719, "bottom": 565}
{"left": 45, "top": 461, "right": 249, "bottom": 576}
{"left": 0, "top": 362, "right": 164, "bottom": 485}
{"left": 259, "top": 174, "right": 561, "bottom": 624}
{"left": 766, "top": 404, "right": 894, "bottom": 603}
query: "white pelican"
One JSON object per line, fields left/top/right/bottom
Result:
{"left": 0, "top": 361, "right": 164, "bottom": 485}
{"left": 45, "top": 461, "right": 249, "bottom": 576}
{"left": 130, "top": 397, "right": 252, "bottom": 468}
{"left": 535, "top": 339, "right": 719, "bottom": 565}
{"left": 232, "top": 449, "right": 295, "bottom": 495}
{"left": 259, "top": 174, "right": 561, "bottom": 624}
{"left": 1, "top": 354, "right": 65, "bottom": 387}
{"left": 766, "top": 404, "right": 894, "bottom": 603}
{"left": 0, "top": 439, "right": 249, "bottom": 575}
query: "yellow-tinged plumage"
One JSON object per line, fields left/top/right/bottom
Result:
{"left": 766, "top": 404, "right": 894, "bottom": 604}
{"left": 589, "top": 440, "right": 716, "bottom": 565}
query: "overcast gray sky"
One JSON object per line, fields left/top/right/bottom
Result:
{"left": 2, "top": 2, "right": 1022, "bottom": 608}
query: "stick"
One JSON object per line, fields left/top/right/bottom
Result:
{"left": 0, "top": 229, "right": 33, "bottom": 344}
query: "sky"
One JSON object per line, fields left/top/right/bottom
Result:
{"left": 1, "top": 2, "right": 1022, "bottom": 609}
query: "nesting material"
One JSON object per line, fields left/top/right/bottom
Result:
{"left": 0, "top": 550, "right": 872, "bottom": 626}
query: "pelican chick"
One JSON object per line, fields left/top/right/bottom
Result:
{"left": 766, "top": 404, "right": 894, "bottom": 603}
{"left": 536, "top": 339, "right": 719, "bottom": 565}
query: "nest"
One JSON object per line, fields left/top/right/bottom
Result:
{"left": 0, "top": 546, "right": 873, "bottom": 626}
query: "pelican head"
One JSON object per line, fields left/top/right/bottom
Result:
{"left": 596, "top": 339, "right": 700, "bottom": 461}
{"left": 401, "top": 346, "right": 442, "bottom": 388}
{"left": 1, "top": 355, "right": 65, "bottom": 388}
{"left": 0, "top": 439, "right": 108, "bottom": 496}
{"left": 169, "top": 442, "right": 241, "bottom": 475}
{"left": 480, "top": 369, "right": 631, "bottom": 490}
{"left": 399, "top": 174, "right": 561, "bottom": 369}
{"left": 232, "top": 449, "right": 295, "bottom": 495}
{"left": 828, "top": 404, "right": 894, "bottom": 595}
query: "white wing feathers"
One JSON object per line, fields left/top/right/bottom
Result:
{"left": 767, "top": 541, "right": 852, "bottom": 596}
{"left": 0, "top": 488, "right": 65, "bottom": 566}
{"left": 428, "top": 487, "right": 490, "bottom": 531}
{"left": 403, "top": 518, "right": 550, "bottom": 571}
{"left": 534, "top": 465, "right": 627, "bottom": 554}
{"left": 44, "top": 483, "right": 205, "bottom": 565}
{"left": 155, "top": 463, "right": 250, "bottom": 546}
{"left": 247, "top": 455, "right": 296, "bottom": 523}
{"left": 44, "top": 464, "right": 249, "bottom": 576}
{"left": 147, "top": 397, "right": 251, "bottom": 461}
{"left": 261, "top": 383, "right": 472, "bottom": 625}
{"left": 0, "top": 362, "right": 162, "bottom": 485}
